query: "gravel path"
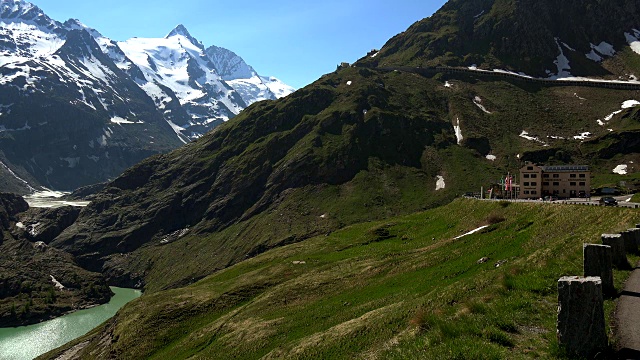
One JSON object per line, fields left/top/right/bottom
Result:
{"left": 616, "top": 262, "right": 640, "bottom": 359}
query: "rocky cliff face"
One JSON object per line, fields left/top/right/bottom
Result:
{"left": 0, "top": 193, "right": 111, "bottom": 327}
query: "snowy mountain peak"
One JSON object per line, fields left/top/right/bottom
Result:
{"left": 166, "top": 24, "right": 203, "bottom": 50}
{"left": 1, "top": 0, "right": 34, "bottom": 17}
{"left": 62, "top": 18, "right": 103, "bottom": 39}
{"left": 0, "top": 0, "right": 58, "bottom": 30}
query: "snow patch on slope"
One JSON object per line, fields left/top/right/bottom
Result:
{"left": 552, "top": 38, "right": 571, "bottom": 78}
{"left": 454, "top": 117, "right": 463, "bottom": 144}
{"left": 436, "top": 176, "right": 446, "bottom": 191}
{"left": 0, "top": 159, "right": 35, "bottom": 191}
{"left": 455, "top": 225, "right": 489, "bottom": 240}
{"left": 520, "top": 131, "right": 548, "bottom": 146}
{"left": 110, "top": 116, "right": 140, "bottom": 124}
{"left": 597, "top": 100, "right": 640, "bottom": 125}
{"left": 473, "top": 96, "right": 491, "bottom": 114}
{"left": 592, "top": 42, "right": 616, "bottom": 56}
{"left": 50, "top": 275, "right": 65, "bottom": 290}
{"left": 625, "top": 29, "right": 640, "bottom": 55}
{"left": 573, "top": 132, "right": 591, "bottom": 140}
{"left": 613, "top": 165, "right": 628, "bottom": 175}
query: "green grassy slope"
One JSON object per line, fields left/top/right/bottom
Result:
{"left": 50, "top": 65, "right": 640, "bottom": 293}
{"left": 45, "top": 200, "right": 640, "bottom": 359}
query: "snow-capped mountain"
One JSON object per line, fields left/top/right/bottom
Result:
{"left": 0, "top": 0, "right": 295, "bottom": 193}
{"left": 206, "top": 45, "right": 295, "bottom": 105}
{"left": 117, "top": 25, "right": 247, "bottom": 140}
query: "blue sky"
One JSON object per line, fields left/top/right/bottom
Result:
{"left": 33, "top": 0, "right": 447, "bottom": 89}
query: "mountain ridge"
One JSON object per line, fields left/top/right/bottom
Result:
{"left": 166, "top": 24, "right": 204, "bottom": 50}
{"left": 0, "top": 0, "right": 295, "bottom": 193}
{"left": 362, "top": 0, "right": 640, "bottom": 80}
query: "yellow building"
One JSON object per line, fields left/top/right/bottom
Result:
{"left": 519, "top": 164, "right": 590, "bottom": 199}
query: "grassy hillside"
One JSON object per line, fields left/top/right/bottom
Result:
{"left": 49, "top": 65, "right": 640, "bottom": 293}
{"left": 44, "top": 199, "right": 640, "bottom": 359}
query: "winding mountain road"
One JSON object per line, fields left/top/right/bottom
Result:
{"left": 376, "top": 66, "right": 640, "bottom": 91}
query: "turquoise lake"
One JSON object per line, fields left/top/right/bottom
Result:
{"left": 0, "top": 287, "right": 141, "bottom": 360}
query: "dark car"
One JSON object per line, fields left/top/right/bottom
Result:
{"left": 599, "top": 197, "right": 618, "bottom": 206}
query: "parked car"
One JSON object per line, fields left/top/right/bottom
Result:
{"left": 599, "top": 197, "right": 618, "bottom": 206}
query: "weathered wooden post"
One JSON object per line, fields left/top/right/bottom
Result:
{"left": 583, "top": 244, "right": 614, "bottom": 295}
{"left": 621, "top": 230, "right": 639, "bottom": 255}
{"left": 557, "top": 276, "right": 607, "bottom": 357}
{"left": 601, "top": 234, "right": 629, "bottom": 269}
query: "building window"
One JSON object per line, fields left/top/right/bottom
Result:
{"left": 543, "top": 182, "right": 550, "bottom": 186}
{"left": 570, "top": 182, "right": 576, "bottom": 186}
{"left": 570, "top": 174, "right": 577, "bottom": 178}
{"left": 524, "top": 174, "right": 530, "bottom": 178}
{"left": 524, "top": 191, "right": 530, "bottom": 195}
{"left": 543, "top": 174, "right": 550, "bottom": 178}
{"left": 531, "top": 182, "right": 537, "bottom": 186}
{"left": 531, "top": 191, "right": 537, "bottom": 195}
{"left": 553, "top": 182, "right": 560, "bottom": 186}
{"left": 579, "top": 182, "right": 586, "bottom": 186}
{"left": 527, "top": 166, "right": 533, "bottom": 170}
{"left": 524, "top": 182, "right": 530, "bottom": 186}
{"left": 553, "top": 174, "right": 560, "bottom": 178}
{"left": 579, "top": 174, "right": 586, "bottom": 178}
{"left": 531, "top": 174, "right": 537, "bottom": 178}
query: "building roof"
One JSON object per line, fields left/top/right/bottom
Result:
{"left": 539, "top": 165, "right": 589, "bottom": 172}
